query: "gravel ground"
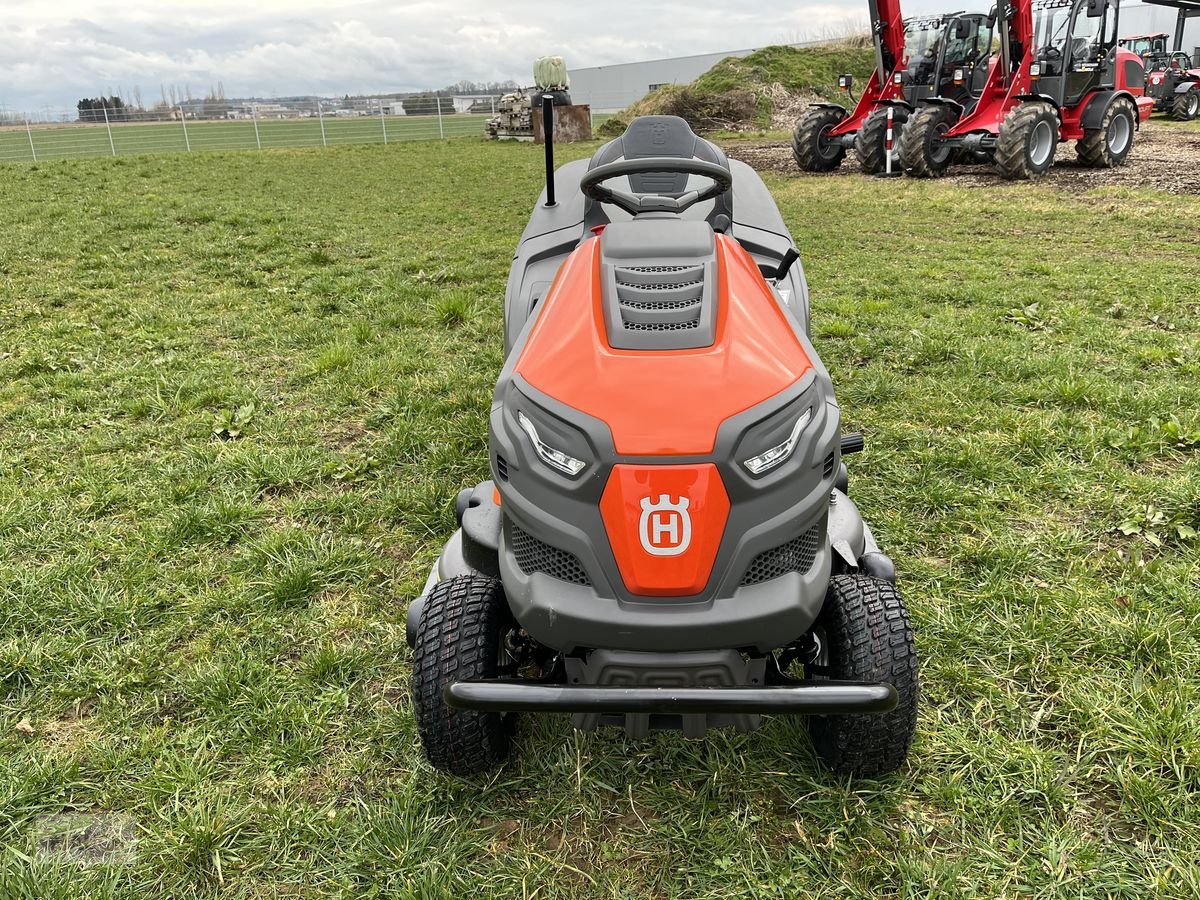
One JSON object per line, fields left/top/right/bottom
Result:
{"left": 723, "top": 120, "right": 1200, "bottom": 193}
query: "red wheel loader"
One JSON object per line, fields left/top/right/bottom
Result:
{"left": 793, "top": 1, "right": 997, "bottom": 175}
{"left": 900, "top": 0, "right": 1155, "bottom": 179}
{"left": 1121, "top": 0, "right": 1200, "bottom": 121}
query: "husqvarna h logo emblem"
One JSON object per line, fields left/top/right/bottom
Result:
{"left": 639, "top": 495, "right": 691, "bottom": 556}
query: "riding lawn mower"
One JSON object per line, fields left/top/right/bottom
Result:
{"left": 407, "top": 111, "right": 919, "bottom": 778}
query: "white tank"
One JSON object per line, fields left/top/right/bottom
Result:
{"left": 534, "top": 56, "right": 569, "bottom": 91}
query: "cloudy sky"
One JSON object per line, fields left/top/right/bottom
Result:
{"left": 1, "top": 0, "right": 963, "bottom": 114}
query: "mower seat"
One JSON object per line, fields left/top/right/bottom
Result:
{"left": 584, "top": 116, "right": 733, "bottom": 230}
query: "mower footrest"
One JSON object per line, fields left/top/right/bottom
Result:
{"left": 445, "top": 680, "right": 898, "bottom": 715}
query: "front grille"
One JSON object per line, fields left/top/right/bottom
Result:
{"left": 510, "top": 523, "right": 590, "bottom": 585}
{"left": 823, "top": 452, "right": 836, "bottom": 479}
{"left": 495, "top": 454, "right": 509, "bottom": 481}
{"left": 614, "top": 265, "right": 704, "bottom": 332}
{"left": 741, "top": 523, "right": 823, "bottom": 586}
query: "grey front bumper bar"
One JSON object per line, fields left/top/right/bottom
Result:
{"left": 445, "top": 680, "right": 898, "bottom": 715}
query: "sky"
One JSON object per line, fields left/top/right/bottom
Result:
{"left": 1, "top": 0, "right": 957, "bottom": 114}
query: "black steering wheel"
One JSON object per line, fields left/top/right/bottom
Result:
{"left": 580, "top": 157, "right": 733, "bottom": 217}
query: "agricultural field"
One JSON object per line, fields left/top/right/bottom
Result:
{"left": 1, "top": 128, "right": 1199, "bottom": 898}
{"left": 0, "top": 114, "right": 611, "bottom": 163}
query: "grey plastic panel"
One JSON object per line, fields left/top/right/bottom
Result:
{"left": 600, "top": 220, "right": 718, "bottom": 350}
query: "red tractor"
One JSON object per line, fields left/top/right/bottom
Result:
{"left": 792, "top": 2, "right": 997, "bottom": 175}
{"left": 1120, "top": 0, "right": 1200, "bottom": 120}
{"left": 900, "top": 0, "right": 1155, "bottom": 179}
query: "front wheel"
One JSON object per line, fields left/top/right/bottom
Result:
{"left": 807, "top": 574, "right": 919, "bottom": 777}
{"left": 899, "top": 104, "right": 961, "bottom": 178}
{"left": 1171, "top": 88, "right": 1200, "bottom": 122}
{"left": 1077, "top": 98, "right": 1137, "bottom": 168}
{"left": 995, "top": 101, "right": 1059, "bottom": 180}
{"left": 856, "top": 106, "right": 908, "bottom": 175}
{"left": 412, "top": 574, "right": 518, "bottom": 776}
{"left": 793, "top": 106, "right": 848, "bottom": 173}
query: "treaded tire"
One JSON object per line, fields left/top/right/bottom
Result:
{"left": 1077, "top": 98, "right": 1137, "bottom": 168}
{"left": 899, "top": 104, "right": 960, "bottom": 178}
{"left": 856, "top": 106, "right": 907, "bottom": 175}
{"left": 995, "top": 101, "right": 1059, "bottom": 180}
{"left": 807, "top": 574, "right": 918, "bottom": 778}
{"left": 1171, "top": 88, "right": 1199, "bottom": 122}
{"left": 793, "top": 106, "right": 848, "bottom": 172}
{"left": 412, "top": 573, "right": 516, "bottom": 776}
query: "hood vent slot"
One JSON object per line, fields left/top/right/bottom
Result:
{"left": 614, "top": 265, "right": 705, "bottom": 332}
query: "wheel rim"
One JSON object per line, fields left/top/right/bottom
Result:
{"left": 930, "top": 123, "right": 953, "bottom": 165}
{"left": 1108, "top": 111, "right": 1132, "bottom": 156}
{"left": 1189, "top": 93, "right": 1200, "bottom": 118}
{"left": 818, "top": 124, "right": 840, "bottom": 161}
{"left": 1029, "top": 119, "right": 1055, "bottom": 167}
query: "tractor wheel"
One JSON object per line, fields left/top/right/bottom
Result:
{"left": 1171, "top": 88, "right": 1200, "bottom": 122}
{"left": 899, "top": 104, "right": 961, "bottom": 178}
{"left": 856, "top": 106, "right": 907, "bottom": 175}
{"left": 1078, "top": 98, "right": 1137, "bottom": 168}
{"left": 793, "top": 106, "right": 848, "bottom": 172}
{"left": 995, "top": 101, "right": 1059, "bottom": 180}
{"left": 412, "top": 573, "right": 517, "bottom": 776}
{"left": 807, "top": 574, "right": 919, "bottom": 777}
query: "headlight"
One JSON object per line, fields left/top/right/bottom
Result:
{"left": 742, "top": 408, "right": 813, "bottom": 475}
{"left": 517, "top": 410, "right": 586, "bottom": 477}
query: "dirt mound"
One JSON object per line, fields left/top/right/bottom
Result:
{"left": 600, "top": 42, "right": 874, "bottom": 137}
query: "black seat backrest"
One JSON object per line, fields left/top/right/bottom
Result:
{"left": 585, "top": 116, "right": 733, "bottom": 227}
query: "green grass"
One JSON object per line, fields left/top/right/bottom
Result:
{"left": 2, "top": 137, "right": 1199, "bottom": 897}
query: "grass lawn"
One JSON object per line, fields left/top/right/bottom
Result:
{"left": 1, "top": 137, "right": 1198, "bottom": 897}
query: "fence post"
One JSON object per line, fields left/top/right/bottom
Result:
{"left": 437, "top": 98, "right": 444, "bottom": 140}
{"left": 25, "top": 118, "right": 37, "bottom": 162}
{"left": 102, "top": 104, "right": 116, "bottom": 156}
{"left": 252, "top": 104, "right": 262, "bottom": 150}
{"left": 380, "top": 102, "right": 388, "bottom": 145}
{"left": 179, "top": 106, "right": 191, "bottom": 152}
{"left": 317, "top": 98, "right": 327, "bottom": 147}
{"left": 491, "top": 96, "right": 496, "bottom": 115}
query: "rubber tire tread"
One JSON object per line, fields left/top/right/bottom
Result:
{"left": 808, "top": 574, "right": 919, "bottom": 777}
{"left": 899, "top": 104, "right": 959, "bottom": 178}
{"left": 856, "top": 107, "right": 905, "bottom": 175}
{"left": 1077, "top": 98, "right": 1136, "bottom": 168}
{"left": 412, "top": 574, "right": 515, "bottom": 776}
{"left": 1170, "top": 88, "right": 1199, "bottom": 122}
{"left": 793, "top": 107, "right": 848, "bottom": 172}
{"left": 995, "top": 101, "right": 1058, "bottom": 180}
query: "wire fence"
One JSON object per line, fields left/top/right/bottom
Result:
{"left": 0, "top": 98, "right": 611, "bottom": 164}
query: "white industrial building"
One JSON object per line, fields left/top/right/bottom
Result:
{"left": 569, "top": 43, "right": 820, "bottom": 113}
{"left": 1121, "top": 1, "right": 1200, "bottom": 49}
{"left": 569, "top": 2, "right": 1200, "bottom": 114}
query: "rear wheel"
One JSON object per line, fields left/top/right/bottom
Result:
{"left": 793, "top": 106, "right": 848, "bottom": 172}
{"left": 1078, "top": 98, "right": 1137, "bottom": 168}
{"left": 899, "top": 104, "right": 961, "bottom": 178}
{"left": 807, "top": 574, "right": 919, "bottom": 777}
{"left": 1171, "top": 88, "right": 1200, "bottom": 122}
{"left": 412, "top": 574, "right": 517, "bottom": 776}
{"left": 856, "top": 106, "right": 907, "bottom": 175}
{"left": 995, "top": 101, "right": 1059, "bottom": 180}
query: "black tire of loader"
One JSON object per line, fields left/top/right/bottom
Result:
{"left": 856, "top": 106, "right": 907, "bottom": 175}
{"left": 1171, "top": 88, "right": 1200, "bottom": 122}
{"left": 899, "top": 104, "right": 960, "bottom": 178}
{"left": 1077, "top": 98, "right": 1137, "bottom": 168}
{"left": 995, "top": 101, "right": 1059, "bottom": 180}
{"left": 413, "top": 574, "right": 517, "bottom": 776}
{"left": 807, "top": 574, "right": 918, "bottom": 778}
{"left": 793, "top": 107, "right": 848, "bottom": 172}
